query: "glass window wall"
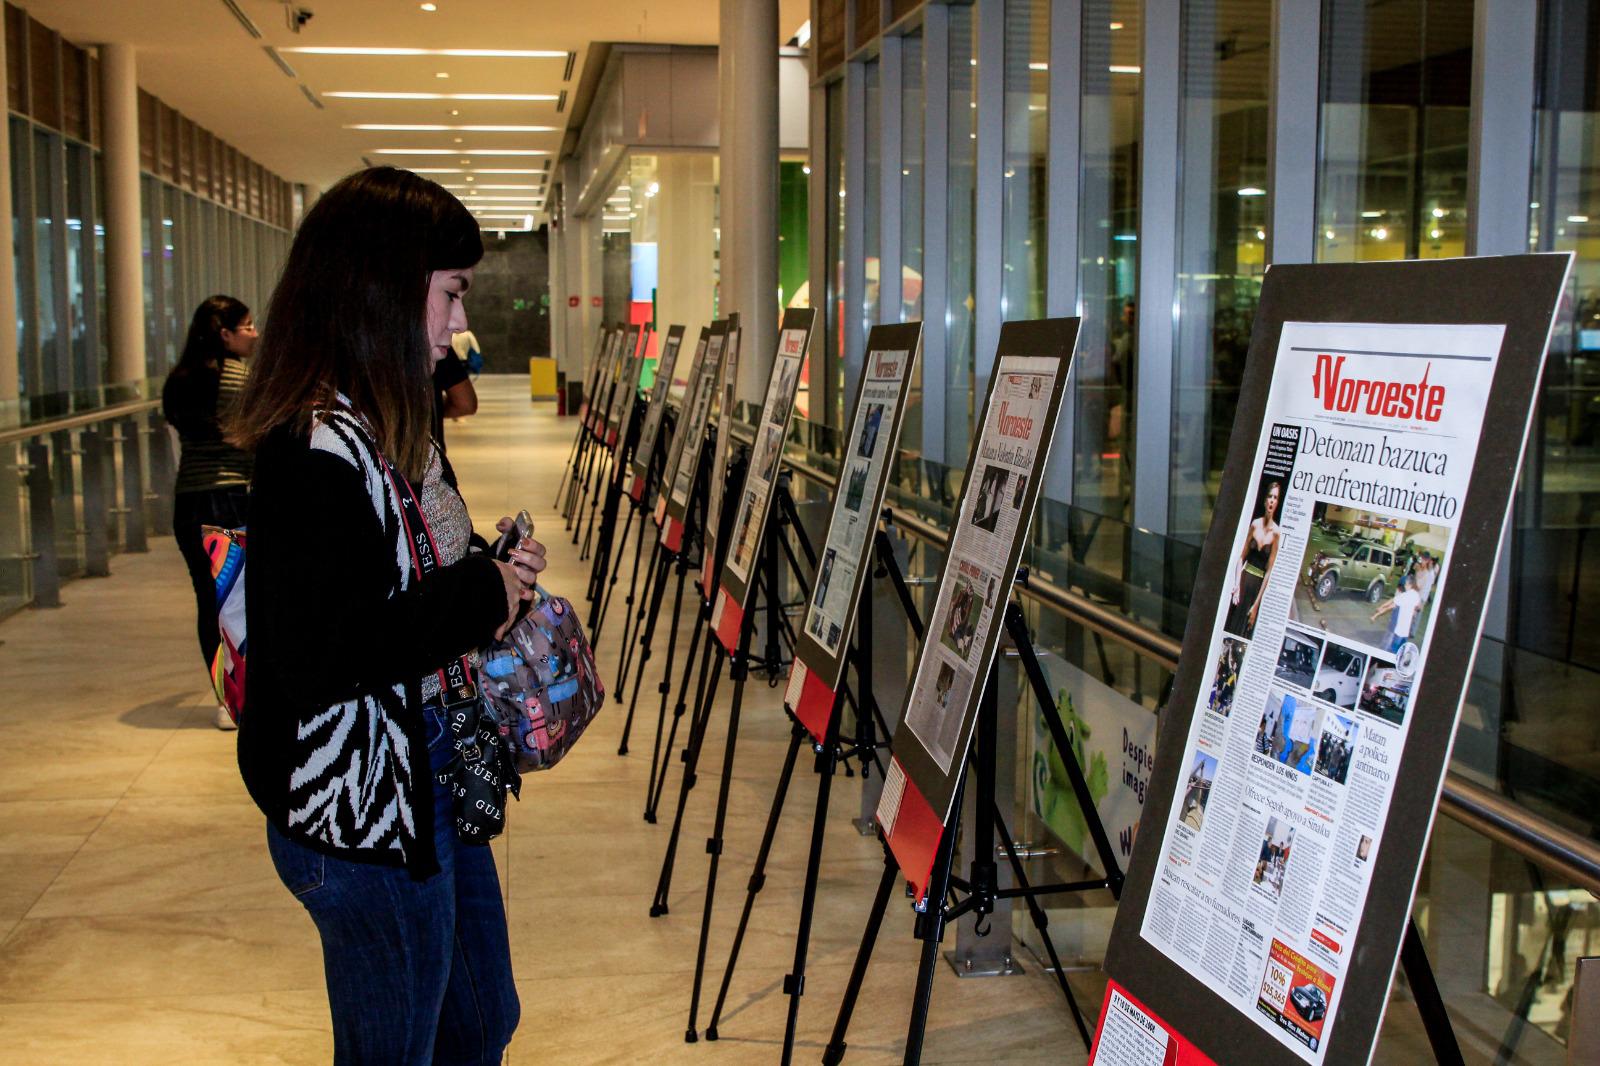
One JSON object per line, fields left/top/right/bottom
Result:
{"left": 1169, "top": 0, "right": 1272, "bottom": 543}
{"left": 1074, "top": 1, "right": 1141, "bottom": 519}
{"left": 1316, "top": 0, "right": 1474, "bottom": 263}
{"left": 945, "top": 5, "right": 978, "bottom": 460}
{"left": 1001, "top": 0, "right": 1049, "bottom": 323}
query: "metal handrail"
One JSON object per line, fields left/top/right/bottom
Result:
{"left": 0, "top": 398, "right": 162, "bottom": 446}
{"left": 771, "top": 436, "right": 1600, "bottom": 896}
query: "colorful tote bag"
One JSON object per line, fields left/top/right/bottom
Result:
{"left": 477, "top": 588, "right": 604, "bottom": 773}
{"left": 204, "top": 526, "right": 248, "bottom": 723}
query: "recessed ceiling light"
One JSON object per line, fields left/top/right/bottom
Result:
{"left": 420, "top": 2, "right": 437, "bottom": 10}
{"left": 1110, "top": 21, "right": 1124, "bottom": 30}
{"left": 345, "top": 124, "right": 557, "bottom": 132}
{"left": 1109, "top": 65, "right": 1141, "bottom": 74}
{"left": 454, "top": 137, "right": 463, "bottom": 143}
{"left": 323, "top": 91, "right": 560, "bottom": 101}
{"left": 1029, "top": 62, "right": 1048, "bottom": 71}
{"left": 451, "top": 109, "right": 460, "bottom": 115}
{"left": 284, "top": 47, "right": 568, "bottom": 58}
{"left": 1569, "top": 214, "right": 1591, "bottom": 223}
{"left": 465, "top": 176, "right": 474, "bottom": 181}
{"left": 374, "top": 148, "right": 551, "bottom": 157}
{"left": 436, "top": 72, "right": 450, "bottom": 79}
{"left": 1237, "top": 186, "right": 1265, "bottom": 197}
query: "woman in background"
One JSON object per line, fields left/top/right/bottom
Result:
{"left": 161, "top": 295, "right": 257, "bottom": 730}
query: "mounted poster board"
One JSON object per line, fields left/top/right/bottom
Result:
{"left": 576, "top": 323, "right": 613, "bottom": 426}
{"left": 1092, "top": 255, "right": 1572, "bottom": 1066}
{"left": 708, "top": 307, "right": 818, "bottom": 651}
{"left": 655, "top": 321, "right": 727, "bottom": 553}
{"left": 581, "top": 324, "right": 621, "bottom": 433}
{"left": 783, "top": 322, "right": 923, "bottom": 742}
{"left": 699, "top": 314, "right": 743, "bottom": 597}
{"left": 603, "top": 324, "right": 644, "bottom": 449}
{"left": 874, "top": 318, "right": 1078, "bottom": 901}
{"left": 627, "top": 324, "right": 687, "bottom": 503}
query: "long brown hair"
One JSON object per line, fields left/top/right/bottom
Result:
{"left": 231, "top": 166, "right": 482, "bottom": 479}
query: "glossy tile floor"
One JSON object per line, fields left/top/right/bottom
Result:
{"left": 0, "top": 377, "right": 1092, "bottom": 1064}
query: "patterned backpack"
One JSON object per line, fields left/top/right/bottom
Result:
{"left": 477, "top": 588, "right": 604, "bottom": 773}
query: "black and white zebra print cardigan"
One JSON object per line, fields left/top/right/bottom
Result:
{"left": 238, "top": 408, "right": 505, "bottom": 879}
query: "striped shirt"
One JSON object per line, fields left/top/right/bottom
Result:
{"left": 163, "top": 357, "right": 254, "bottom": 493}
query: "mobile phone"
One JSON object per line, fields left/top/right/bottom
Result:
{"left": 493, "top": 509, "right": 533, "bottom": 561}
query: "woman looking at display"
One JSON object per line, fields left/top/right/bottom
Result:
{"left": 1227, "top": 480, "right": 1282, "bottom": 640}
{"left": 230, "top": 166, "right": 538, "bottom": 1063}
{"left": 161, "top": 295, "right": 257, "bottom": 730}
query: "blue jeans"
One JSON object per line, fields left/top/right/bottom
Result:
{"left": 267, "top": 704, "right": 520, "bottom": 1064}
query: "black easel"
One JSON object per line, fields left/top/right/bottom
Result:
{"left": 681, "top": 476, "right": 814, "bottom": 1043}
{"left": 702, "top": 526, "right": 905, "bottom": 1063}
{"left": 821, "top": 593, "right": 1125, "bottom": 1065}
{"left": 588, "top": 397, "right": 647, "bottom": 641}
{"left": 649, "top": 475, "right": 807, "bottom": 918}
{"left": 637, "top": 443, "right": 747, "bottom": 795}
{"left": 616, "top": 438, "right": 714, "bottom": 755}
{"left": 612, "top": 408, "right": 676, "bottom": 700}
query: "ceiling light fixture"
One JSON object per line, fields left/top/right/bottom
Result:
{"left": 436, "top": 72, "right": 449, "bottom": 79}
{"left": 1110, "top": 21, "right": 1124, "bottom": 30}
{"left": 372, "top": 148, "right": 550, "bottom": 156}
{"left": 346, "top": 123, "right": 557, "bottom": 132}
{"left": 1569, "top": 214, "right": 1591, "bottom": 223}
{"left": 1029, "top": 62, "right": 1048, "bottom": 71}
{"left": 1109, "top": 65, "right": 1141, "bottom": 74}
{"left": 420, "top": 2, "right": 437, "bottom": 9}
{"left": 284, "top": 47, "right": 568, "bottom": 57}
{"left": 1237, "top": 186, "right": 1266, "bottom": 197}
{"left": 324, "top": 91, "right": 560, "bottom": 101}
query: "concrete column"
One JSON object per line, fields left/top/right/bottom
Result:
{"left": 100, "top": 43, "right": 146, "bottom": 384}
{"left": 719, "top": 0, "right": 779, "bottom": 404}
{"left": 0, "top": 21, "right": 16, "bottom": 406}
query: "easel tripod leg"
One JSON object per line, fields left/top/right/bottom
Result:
{"left": 614, "top": 513, "right": 651, "bottom": 685}
{"left": 823, "top": 850, "right": 899, "bottom": 1066}
{"left": 992, "top": 804, "right": 1092, "bottom": 1050}
{"left": 780, "top": 713, "right": 840, "bottom": 1064}
{"left": 686, "top": 613, "right": 755, "bottom": 1042}
{"left": 650, "top": 611, "right": 716, "bottom": 821}
{"left": 617, "top": 538, "right": 661, "bottom": 697}
{"left": 647, "top": 598, "right": 705, "bottom": 820}
{"left": 904, "top": 771, "right": 966, "bottom": 1066}
{"left": 651, "top": 642, "right": 725, "bottom": 916}
{"left": 618, "top": 550, "right": 679, "bottom": 754}
{"left": 1401, "top": 917, "right": 1465, "bottom": 1066}
{"left": 705, "top": 720, "right": 808, "bottom": 1041}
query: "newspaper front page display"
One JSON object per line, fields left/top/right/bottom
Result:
{"left": 651, "top": 326, "right": 711, "bottom": 520}
{"left": 577, "top": 324, "right": 613, "bottom": 425}
{"left": 709, "top": 309, "right": 817, "bottom": 651}
{"left": 783, "top": 323, "right": 922, "bottom": 740}
{"left": 583, "top": 325, "right": 622, "bottom": 433}
{"left": 628, "top": 324, "right": 686, "bottom": 501}
{"left": 603, "top": 325, "right": 643, "bottom": 447}
{"left": 901, "top": 357, "right": 1057, "bottom": 774}
{"left": 700, "top": 320, "right": 743, "bottom": 596}
{"left": 870, "top": 318, "right": 1077, "bottom": 901}
{"left": 1136, "top": 322, "right": 1502, "bottom": 1062}
{"left": 654, "top": 323, "right": 726, "bottom": 548}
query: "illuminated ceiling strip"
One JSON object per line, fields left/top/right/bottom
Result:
{"left": 373, "top": 148, "right": 549, "bottom": 156}
{"left": 347, "top": 124, "right": 557, "bottom": 132}
{"left": 283, "top": 47, "right": 567, "bottom": 57}
{"left": 408, "top": 167, "right": 547, "bottom": 174}
{"left": 324, "top": 91, "right": 559, "bottom": 101}
{"left": 442, "top": 184, "right": 542, "bottom": 190}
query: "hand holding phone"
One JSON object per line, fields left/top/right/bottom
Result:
{"left": 493, "top": 510, "right": 534, "bottom": 561}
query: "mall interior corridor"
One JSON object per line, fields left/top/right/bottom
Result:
{"left": 0, "top": 377, "right": 1091, "bottom": 1065}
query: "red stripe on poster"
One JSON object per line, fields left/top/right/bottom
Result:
{"left": 885, "top": 776, "right": 943, "bottom": 904}
{"left": 791, "top": 666, "right": 837, "bottom": 745}
{"left": 1088, "top": 980, "right": 1215, "bottom": 1066}
{"left": 662, "top": 517, "right": 684, "bottom": 553}
{"left": 713, "top": 590, "right": 743, "bottom": 653}
{"left": 627, "top": 475, "right": 644, "bottom": 503}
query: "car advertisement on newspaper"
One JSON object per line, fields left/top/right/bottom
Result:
{"left": 1133, "top": 321, "right": 1503, "bottom": 1063}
